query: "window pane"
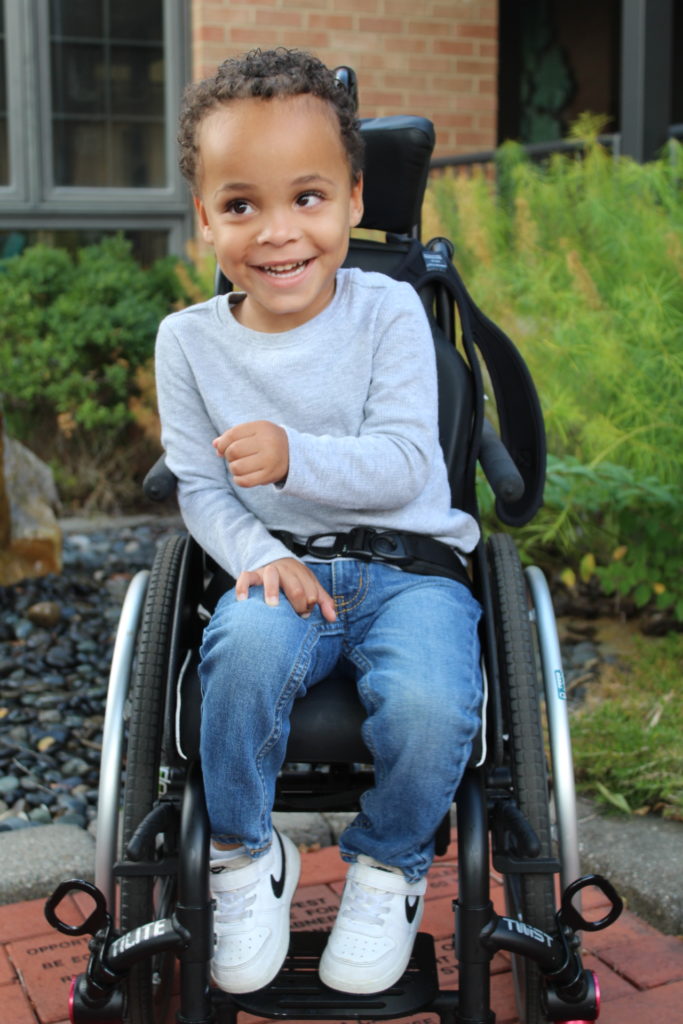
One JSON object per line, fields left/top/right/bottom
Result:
{"left": 49, "top": 0, "right": 104, "bottom": 40}
{"left": 110, "top": 45, "right": 164, "bottom": 117}
{"left": 110, "top": 0, "right": 163, "bottom": 42}
{"left": 52, "top": 120, "right": 108, "bottom": 186}
{"left": 0, "top": 2, "right": 8, "bottom": 185}
{"left": 51, "top": 43, "right": 106, "bottom": 116}
{"left": 49, "top": 0, "right": 166, "bottom": 188}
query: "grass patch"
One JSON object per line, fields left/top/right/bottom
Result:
{"left": 569, "top": 630, "right": 683, "bottom": 820}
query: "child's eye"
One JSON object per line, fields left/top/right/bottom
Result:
{"left": 296, "top": 191, "right": 324, "bottom": 208}
{"left": 226, "top": 198, "right": 254, "bottom": 215}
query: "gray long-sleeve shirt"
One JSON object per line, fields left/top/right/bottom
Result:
{"left": 155, "top": 267, "right": 479, "bottom": 578}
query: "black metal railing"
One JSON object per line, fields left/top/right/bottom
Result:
{"left": 430, "top": 124, "right": 683, "bottom": 173}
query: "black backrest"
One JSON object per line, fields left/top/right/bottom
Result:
{"left": 356, "top": 115, "right": 435, "bottom": 235}
{"left": 346, "top": 113, "right": 473, "bottom": 507}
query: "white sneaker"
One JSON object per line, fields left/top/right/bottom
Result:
{"left": 209, "top": 831, "right": 300, "bottom": 993}
{"left": 319, "top": 858, "right": 426, "bottom": 994}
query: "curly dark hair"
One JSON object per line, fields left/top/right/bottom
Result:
{"left": 178, "top": 48, "right": 364, "bottom": 195}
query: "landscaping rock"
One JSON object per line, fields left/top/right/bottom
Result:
{"left": 0, "top": 417, "right": 62, "bottom": 585}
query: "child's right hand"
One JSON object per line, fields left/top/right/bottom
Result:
{"left": 235, "top": 558, "right": 337, "bottom": 623}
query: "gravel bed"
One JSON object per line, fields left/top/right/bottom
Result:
{"left": 0, "top": 517, "right": 182, "bottom": 833}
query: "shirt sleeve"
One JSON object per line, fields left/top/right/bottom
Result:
{"left": 277, "top": 282, "right": 439, "bottom": 511}
{"left": 155, "top": 320, "right": 295, "bottom": 577}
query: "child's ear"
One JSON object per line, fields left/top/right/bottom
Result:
{"left": 349, "top": 174, "right": 364, "bottom": 228}
{"left": 194, "top": 196, "right": 214, "bottom": 244}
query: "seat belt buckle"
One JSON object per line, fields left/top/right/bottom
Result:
{"left": 367, "top": 530, "right": 413, "bottom": 566}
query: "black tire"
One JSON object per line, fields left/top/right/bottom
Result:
{"left": 119, "top": 533, "right": 187, "bottom": 1024}
{"left": 487, "top": 533, "right": 555, "bottom": 1024}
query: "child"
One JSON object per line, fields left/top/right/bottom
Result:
{"left": 156, "top": 48, "right": 482, "bottom": 997}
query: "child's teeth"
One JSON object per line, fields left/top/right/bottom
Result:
{"left": 264, "top": 261, "right": 305, "bottom": 275}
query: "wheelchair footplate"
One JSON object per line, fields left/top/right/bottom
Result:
{"left": 228, "top": 930, "right": 442, "bottom": 1020}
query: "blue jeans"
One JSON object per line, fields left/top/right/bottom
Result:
{"left": 199, "top": 560, "right": 482, "bottom": 882}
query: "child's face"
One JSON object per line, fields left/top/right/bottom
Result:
{"left": 194, "top": 94, "right": 364, "bottom": 333}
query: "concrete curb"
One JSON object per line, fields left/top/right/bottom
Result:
{"left": 0, "top": 823, "right": 96, "bottom": 905}
{"left": 576, "top": 797, "right": 682, "bottom": 936}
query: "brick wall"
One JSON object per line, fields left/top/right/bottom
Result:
{"left": 191, "top": 0, "right": 498, "bottom": 159}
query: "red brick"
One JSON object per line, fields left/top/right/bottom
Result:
{"left": 197, "top": 24, "right": 224, "bottom": 42}
{"left": 584, "top": 907, "right": 674, "bottom": 954}
{"left": 358, "top": 17, "right": 402, "bottom": 34}
{"left": 597, "top": 978, "right": 683, "bottom": 1024}
{"left": 433, "top": 40, "right": 475, "bottom": 57}
{"left": 0, "top": 943, "right": 17, "bottom": 986}
{"left": 8, "top": 931, "right": 90, "bottom": 1024}
{"left": 254, "top": 10, "right": 303, "bottom": 28}
{"left": 0, "top": 981, "right": 38, "bottom": 1024}
{"left": 422, "top": 894, "right": 455, "bottom": 940}
{"left": 298, "top": 844, "right": 346, "bottom": 887}
{"left": 592, "top": 931, "right": 683, "bottom": 991}
{"left": 457, "top": 22, "right": 498, "bottom": 39}
{"left": 581, "top": 951, "right": 638, "bottom": 1003}
{"left": 291, "top": 884, "right": 339, "bottom": 932}
{"left": 0, "top": 899, "right": 57, "bottom": 944}
{"left": 280, "top": 30, "right": 331, "bottom": 49}
{"left": 308, "top": 14, "right": 354, "bottom": 31}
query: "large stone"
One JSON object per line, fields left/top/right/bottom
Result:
{"left": 0, "top": 414, "right": 62, "bottom": 584}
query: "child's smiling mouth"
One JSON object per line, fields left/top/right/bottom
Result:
{"left": 258, "top": 259, "right": 312, "bottom": 278}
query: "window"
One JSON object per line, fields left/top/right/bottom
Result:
{"left": 0, "top": 0, "right": 191, "bottom": 260}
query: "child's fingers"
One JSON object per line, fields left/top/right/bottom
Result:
{"left": 317, "top": 588, "right": 337, "bottom": 623}
{"left": 234, "top": 569, "right": 262, "bottom": 601}
{"left": 260, "top": 563, "right": 282, "bottom": 607}
{"left": 235, "top": 560, "right": 336, "bottom": 623}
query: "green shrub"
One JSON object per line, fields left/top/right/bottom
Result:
{"left": 569, "top": 631, "right": 683, "bottom": 818}
{"left": 428, "top": 134, "right": 683, "bottom": 622}
{"left": 0, "top": 235, "right": 201, "bottom": 508}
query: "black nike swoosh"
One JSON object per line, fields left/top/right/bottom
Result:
{"left": 405, "top": 896, "right": 420, "bottom": 923}
{"left": 270, "top": 831, "right": 286, "bottom": 898}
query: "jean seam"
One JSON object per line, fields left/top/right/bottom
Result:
{"left": 254, "top": 618, "right": 337, "bottom": 837}
{"left": 332, "top": 562, "right": 370, "bottom": 614}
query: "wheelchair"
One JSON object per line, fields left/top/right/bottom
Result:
{"left": 45, "top": 90, "right": 622, "bottom": 1024}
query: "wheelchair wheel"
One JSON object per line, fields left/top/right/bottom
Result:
{"left": 118, "top": 532, "right": 187, "bottom": 1024}
{"left": 487, "top": 533, "right": 555, "bottom": 1024}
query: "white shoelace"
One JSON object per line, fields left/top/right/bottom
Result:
{"left": 214, "top": 879, "right": 258, "bottom": 928}
{"left": 341, "top": 881, "right": 392, "bottom": 928}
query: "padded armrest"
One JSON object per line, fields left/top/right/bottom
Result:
{"left": 143, "top": 453, "right": 177, "bottom": 502}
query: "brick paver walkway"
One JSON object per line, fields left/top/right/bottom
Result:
{"left": 1, "top": 837, "right": 681, "bottom": 1023}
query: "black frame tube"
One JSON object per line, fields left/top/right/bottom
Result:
{"left": 455, "top": 769, "right": 494, "bottom": 1024}
{"left": 175, "top": 760, "right": 214, "bottom": 1024}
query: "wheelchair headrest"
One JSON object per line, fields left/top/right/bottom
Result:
{"left": 357, "top": 116, "right": 435, "bottom": 235}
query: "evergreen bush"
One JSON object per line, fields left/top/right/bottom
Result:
{"left": 0, "top": 235, "right": 200, "bottom": 509}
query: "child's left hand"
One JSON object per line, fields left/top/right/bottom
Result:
{"left": 213, "top": 420, "right": 289, "bottom": 487}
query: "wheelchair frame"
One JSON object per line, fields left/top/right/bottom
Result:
{"left": 44, "top": 108, "right": 623, "bottom": 1024}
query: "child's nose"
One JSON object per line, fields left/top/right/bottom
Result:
{"left": 256, "top": 209, "right": 301, "bottom": 246}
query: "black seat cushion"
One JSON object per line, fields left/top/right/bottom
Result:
{"left": 176, "top": 652, "right": 371, "bottom": 765}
